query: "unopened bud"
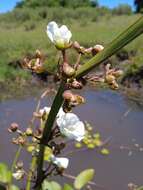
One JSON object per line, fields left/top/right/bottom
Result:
{"left": 16, "top": 161, "right": 24, "bottom": 169}
{"left": 8, "top": 123, "right": 19, "bottom": 132}
{"left": 75, "top": 95, "right": 85, "bottom": 104}
{"left": 35, "top": 49, "right": 42, "bottom": 58}
{"left": 25, "top": 128, "right": 33, "bottom": 136}
{"left": 113, "top": 70, "right": 123, "bottom": 78}
{"left": 84, "top": 47, "right": 93, "bottom": 54}
{"left": 18, "top": 137, "right": 26, "bottom": 146}
{"left": 92, "top": 44, "right": 104, "bottom": 55}
{"left": 72, "top": 41, "right": 85, "bottom": 54}
{"left": 105, "top": 75, "right": 115, "bottom": 84}
{"left": 71, "top": 80, "right": 83, "bottom": 89}
{"left": 73, "top": 41, "right": 80, "bottom": 49}
{"left": 63, "top": 90, "right": 75, "bottom": 102}
{"left": 62, "top": 63, "right": 76, "bottom": 78}
{"left": 111, "top": 81, "right": 119, "bottom": 90}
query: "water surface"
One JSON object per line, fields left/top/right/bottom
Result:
{"left": 0, "top": 88, "right": 143, "bottom": 190}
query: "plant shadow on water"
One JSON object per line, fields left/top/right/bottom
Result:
{"left": 0, "top": 87, "right": 143, "bottom": 190}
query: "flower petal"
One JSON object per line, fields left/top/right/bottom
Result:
{"left": 59, "top": 25, "right": 72, "bottom": 43}
{"left": 57, "top": 113, "right": 79, "bottom": 128}
{"left": 47, "top": 21, "right": 58, "bottom": 43}
{"left": 51, "top": 155, "right": 69, "bottom": 169}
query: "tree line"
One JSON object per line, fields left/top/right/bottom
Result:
{"left": 16, "top": 0, "right": 143, "bottom": 13}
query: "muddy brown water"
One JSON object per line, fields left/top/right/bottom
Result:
{"left": 0, "top": 87, "right": 143, "bottom": 190}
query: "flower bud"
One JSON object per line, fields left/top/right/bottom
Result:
{"left": 35, "top": 49, "right": 42, "bottom": 58}
{"left": 62, "top": 63, "right": 76, "bottom": 78}
{"left": 72, "top": 41, "right": 86, "bottom": 54}
{"left": 8, "top": 123, "right": 19, "bottom": 132}
{"left": 75, "top": 95, "right": 85, "bottom": 104}
{"left": 18, "top": 137, "right": 26, "bottom": 146}
{"left": 25, "top": 128, "right": 33, "bottom": 136}
{"left": 113, "top": 70, "right": 123, "bottom": 78}
{"left": 111, "top": 81, "right": 119, "bottom": 90}
{"left": 62, "top": 90, "right": 75, "bottom": 102}
{"left": 71, "top": 79, "right": 83, "bottom": 89}
{"left": 16, "top": 161, "right": 24, "bottom": 169}
{"left": 84, "top": 47, "right": 93, "bottom": 54}
{"left": 92, "top": 44, "right": 104, "bottom": 55}
{"left": 105, "top": 75, "right": 115, "bottom": 84}
{"left": 73, "top": 41, "right": 80, "bottom": 49}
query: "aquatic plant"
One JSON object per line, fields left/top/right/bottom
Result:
{"left": 0, "top": 16, "right": 143, "bottom": 190}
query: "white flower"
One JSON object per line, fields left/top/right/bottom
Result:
{"left": 56, "top": 112, "right": 85, "bottom": 141}
{"left": 56, "top": 107, "right": 66, "bottom": 118}
{"left": 50, "top": 155, "right": 69, "bottom": 169}
{"left": 39, "top": 106, "right": 51, "bottom": 116}
{"left": 47, "top": 21, "right": 72, "bottom": 49}
{"left": 12, "top": 169, "right": 25, "bottom": 180}
{"left": 39, "top": 107, "right": 65, "bottom": 118}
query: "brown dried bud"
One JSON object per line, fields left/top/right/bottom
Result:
{"left": 92, "top": 44, "right": 104, "bottom": 55}
{"left": 18, "top": 136, "right": 26, "bottom": 146}
{"left": 62, "top": 90, "right": 76, "bottom": 102}
{"left": 110, "top": 81, "right": 119, "bottom": 90}
{"left": 25, "top": 128, "right": 33, "bottom": 136}
{"left": 73, "top": 41, "right": 80, "bottom": 49}
{"left": 105, "top": 75, "right": 115, "bottom": 84}
{"left": 75, "top": 95, "right": 85, "bottom": 104}
{"left": 71, "top": 79, "right": 83, "bottom": 89}
{"left": 62, "top": 63, "right": 76, "bottom": 78}
{"left": 84, "top": 47, "right": 93, "bottom": 54}
{"left": 72, "top": 41, "right": 85, "bottom": 54}
{"left": 35, "top": 49, "right": 42, "bottom": 58}
{"left": 59, "top": 142, "right": 66, "bottom": 150}
{"left": 113, "top": 70, "right": 123, "bottom": 78}
{"left": 8, "top": 123, "right": 19, "bottom": 132}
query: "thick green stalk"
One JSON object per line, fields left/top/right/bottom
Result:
{"left": 35, "top": 16, "right": 143, "bottom": 189}
{"left": 26, "top": 157, "right": 36, "bottom": 190}
{"left": 35, "top": 81, "right": 65, "bottom": 189}
{"left": 76, "top": 16, "right": 143, "bottom": 77}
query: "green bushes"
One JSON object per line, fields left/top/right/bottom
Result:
{"left": 112, "top": 4, "right": 132, "bottom": 15}
{"left": 15, "top": 0, "right": 98, "bottom": 8}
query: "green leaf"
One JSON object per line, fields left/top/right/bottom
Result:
{"left": 63, "top": 184, "right": 74, "bottom": 190}
{"left": 0, "top": 163, "right": 12, "bottom": 183}
{"left": 74, "top": 169, "right": 95, "bottom": 190}
{"left": 42, "top": 180, "right": 62, "bottom": 190}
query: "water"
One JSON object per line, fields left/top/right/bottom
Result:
{"left": 0, "top": 88, "right": 143, "bottom": 190}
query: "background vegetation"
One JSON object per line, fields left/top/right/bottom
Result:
{"left": 0, "top": 0, "right": 143, "bottom": 91}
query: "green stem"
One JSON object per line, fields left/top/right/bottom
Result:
{"left": 26, "top": 157, "right": 37, "bottom": 190}
{"left": 25, "top": 91, "right": 47, "bottom": 190}
{"left": 35, "top": 81, "right": 65, "bottom": 189}
{"left": 8, "top": 146, "right": 22, "bottom": 188}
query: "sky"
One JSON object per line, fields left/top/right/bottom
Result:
{"left": 0, "top": 0, "right": 134, "bottom": 13}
